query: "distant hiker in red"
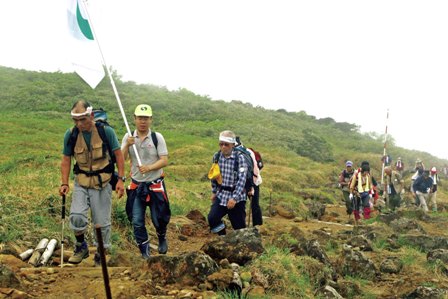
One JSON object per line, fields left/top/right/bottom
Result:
{"left": 349, "top": 162, "right": 373, "bottom": 224}
{"left": 338, "top": 160, "right": 355, "bottom": 217}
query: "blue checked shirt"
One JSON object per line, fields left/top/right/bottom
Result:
{"left": 211, "top": 150, "right": 248, "bottom": 206}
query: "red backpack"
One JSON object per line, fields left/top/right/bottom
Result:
{"left": 248, "top": 148, "right": 264, "bottom": 170}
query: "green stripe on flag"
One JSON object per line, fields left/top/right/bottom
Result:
{"left": 76, "top": 1, "right": 94, "bottom": 40}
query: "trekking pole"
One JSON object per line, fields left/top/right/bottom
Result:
{"left": 60, "top": 194, "right": 66, "bottom": 268}
{"left": 247, "top": 195, "right": 252, "bottom": 227}
{"left": 95, "top": 224, "right": 112, "bottom": 299}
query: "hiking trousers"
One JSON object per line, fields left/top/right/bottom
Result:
{"left": 388, "top": 194, "right": 401, "bottom": 211}
{"left": 250, "top": 185, "right": 263, "bottom": 226}
{"left": 415, "top": 191, "right": 429, "bottom": 212}
{"left": 429, "top": 191, "right": 437, "bottom": 212}
{"left": 208, "top": 199, "right": 246, "bottom": 233}
{"left": 128, "top": 181, "right": 171, "bottom": 245}
{"left": 70, "top": 181, "right": 112, "bottom": 248}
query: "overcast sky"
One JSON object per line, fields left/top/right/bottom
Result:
{"left": 1, "top": 0, "right": 447, "bottom": 160}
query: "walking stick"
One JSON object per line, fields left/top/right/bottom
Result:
{"left": 95, "top": 224, "right": 112, "bottom": 299}
{"left": 61, "top": 194, "right": 66, "bottom": 268}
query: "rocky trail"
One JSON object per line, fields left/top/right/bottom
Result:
{"left": 2, "top": 203, "right": 448, "bottom": 299}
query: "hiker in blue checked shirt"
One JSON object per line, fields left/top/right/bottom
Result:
{"left": 208, "top": 130, "right": 248, "bottom": 235}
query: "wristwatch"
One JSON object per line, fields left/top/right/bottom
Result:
{"left": 119, "top": 176, "right": 126, "bottom": 182}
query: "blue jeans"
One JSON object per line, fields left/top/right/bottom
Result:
{"left": 128, "top": 181, "right": 171, "bottom": 245}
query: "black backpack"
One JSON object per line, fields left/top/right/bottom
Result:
{"left": 213, "top": 146, "right": 255, "bottom": 195}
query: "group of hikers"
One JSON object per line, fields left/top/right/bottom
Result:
{"left": 338, "top": 156, "right": 440, "bottom": 224}
{"left": 58, "top": 100, "right": 262, "bottom": 264}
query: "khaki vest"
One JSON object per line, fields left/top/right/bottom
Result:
{"left": 73, "top": 125, "right": 112, "bottom": 189}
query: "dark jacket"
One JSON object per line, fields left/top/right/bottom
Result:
{"left": 412, "top": 175, "right": 433, "bottom": 193}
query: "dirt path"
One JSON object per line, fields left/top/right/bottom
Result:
{"left": 3, "top": 203, "right": 448, "bottom": 298}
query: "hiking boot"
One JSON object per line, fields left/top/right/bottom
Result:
{"left": 68, "top": 241, "right": 89, "bottom": 264}
{"left": 157, "top": 233, "right": 168, "bottom": 254}
{"left": 138, "top": 240, "right": 150, "bottom": 259}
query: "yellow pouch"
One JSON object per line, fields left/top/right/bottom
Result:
{"left": 208, "top": 163, "right": 223, "bottom": 185}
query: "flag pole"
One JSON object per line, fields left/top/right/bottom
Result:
{"left": 79, "top": 0, "right": 142, "bottom": 166}
{"left": 380, "top": 109, "right": 389, "bottom": 185}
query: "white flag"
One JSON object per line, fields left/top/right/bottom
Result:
{"left": 67, "top": 0, "right": 105, "bottom": 89}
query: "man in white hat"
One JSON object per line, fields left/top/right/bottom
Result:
{"left": 208, "top": 130, "right": 248, "bottom": 235}
{"left": 122, "top": 104, "right": 171, "bottom": 258}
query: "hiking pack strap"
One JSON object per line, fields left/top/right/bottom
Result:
{"left": 96, "top": 122, "right": 115, "bottom": 163}
{"left": 151, "top": 131, "right": 158, "bottom": 150}
{"left": 69, "top": 122, "right": 114, "bottom": 162}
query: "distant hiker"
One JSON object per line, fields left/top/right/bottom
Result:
{"left": 349, "top": 161, "right": 373, "bottom": 224}
{"left": 395, "top": 157, "right": 404, "bottom": 175}
{"left": 382, "top": 154, "right": 392, "bottom": 166}
{"left": 208, "top": 130, "right": 248, "bottom": 235}
{"left": 429, "top": 167, "right": 439, "bottom": 212}
{"left": 122, "top": 104, "right": 171, "bottom": 258}
{"left": 412, "top": 169, "right": 433, "bottom": 213}
{"left": 414, "top": 158, "right": 425, "bottom": 172}
{"left": 235, "top": 136, "right": 263, "bottom": 226}
{"left": 384, "top": 166, "right": 404, "bottom": 211}
{"left": 59, "top": 100, "right": 125, "bottom": 265}
{"left": 411, "top": 159, "right": 425, "bottom": 206}
{"left": 338, "top": 160, "right": 355, "bottom": 217}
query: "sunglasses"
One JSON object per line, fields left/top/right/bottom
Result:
{"left": 219, "top": 142, "right": 231, "bottom": 147}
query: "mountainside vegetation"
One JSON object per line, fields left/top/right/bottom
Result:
{"left": 1, "top": 65, "right": 448, "bottom": 298}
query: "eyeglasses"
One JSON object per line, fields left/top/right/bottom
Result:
{"left": 219, "top": 142, "right": 231, "bottom": 147}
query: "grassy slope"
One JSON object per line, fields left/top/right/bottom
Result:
{"left": 0, "top": 65, "right": 447, "bottom": 244}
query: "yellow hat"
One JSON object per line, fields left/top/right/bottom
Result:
{"left": 134, "top": 104, "right": 152, "bottom": 117}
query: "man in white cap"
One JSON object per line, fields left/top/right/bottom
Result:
{"left": 122, "top": 104, "right": 171, "bottom": 258}
{"left": 338, "top": 160, "right": 355, "bottom": 218}
{"left": 59, "top": 100, "right": 125, "bottom": 265}
{"left": 208, "top": 130, "right": 248, "bottom": 235}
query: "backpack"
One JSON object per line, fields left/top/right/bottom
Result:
{"left": 213, "top": 146, "right": 255, "bottom": 195}
{"left": 248, "top": 147, "right": 264, "bottom": 170}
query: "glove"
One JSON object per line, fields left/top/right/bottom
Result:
{"left": 427, "top": 188, "right": 431, "bottom": 193}
{"left": 349, "top": 193, "right": 353, "bottom": 200}
{"left": 369, "top": 194, "right": 373, "bottom": 199}
{"left": 401, "top": 189, "right": 405, "bottom": 195}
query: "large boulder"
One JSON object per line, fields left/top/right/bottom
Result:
{"left": 147, "top": 251, "right": 219, "bottom": 285}
{"left": 201, "top": 227, "right": 264, "bottom": 265}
